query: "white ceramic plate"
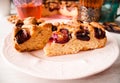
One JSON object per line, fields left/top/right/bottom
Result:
{"left": 1, "top": 32, "right": 119, "bottom": 80}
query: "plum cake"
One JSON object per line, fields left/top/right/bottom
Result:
{"left": 13, "top": 17, "right": 53, "bottom": 52}
{"left": 44, "top": 21, "right": 107, "bottom": 56}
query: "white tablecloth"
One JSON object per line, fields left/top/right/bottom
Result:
{"left": 0, "top": 6, "right": 120, "bottom": 83}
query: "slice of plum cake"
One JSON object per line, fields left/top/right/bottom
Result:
{"left": 44, "top": 21, "right": 107, "bottom": 56}
{"left": 13, "top": 17, "right": 53, "bottom": 52}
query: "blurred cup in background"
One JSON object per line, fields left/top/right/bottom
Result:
{"left": 13, "top": 0, "right": 42, "bottom": 20}
{"left": 0, "top": 0, "right": 11, "bottom": 17}
{"left": 78, "top": 0, "right": 104, "bottom": 22}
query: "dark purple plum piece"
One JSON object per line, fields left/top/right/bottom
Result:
{"left": 15, "top": 29, "right": 30, "bottom": 44}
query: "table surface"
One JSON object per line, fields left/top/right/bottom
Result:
{"left": 0, "top": 4, "right": 120, "bottom": 83}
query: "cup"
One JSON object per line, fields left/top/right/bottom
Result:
{"left": 78, "top": 0, "right": 104, "bottom": 22}
{"left": 100, "top": 0, "right": 120, "bottom": 22}
{"left": 0, "top": 0, "right": 11, "bottom": 17}
{"left": 13, "top": 0, "right": 42, "bottom": 20}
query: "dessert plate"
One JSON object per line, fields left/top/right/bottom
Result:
{"left": 1, "top": 32, "right": 119, "bottom": 80}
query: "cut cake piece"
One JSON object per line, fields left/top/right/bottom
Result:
{"left": 44, "top": 21, "right": 107, "bottom": 56}
{"left": 13, "top": 17, "right": 53, "bottom": 52}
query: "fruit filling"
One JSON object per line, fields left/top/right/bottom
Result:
{"left": 15, "top": 20, "right": 24, "bottom": 28}
{"left": 94, "top": 27, "right": 105, "bottom": 39}
{"left": 52, "top": 25, "right": 57, "bottom": 31}
{"left": 49, "top": 28, "right": 71, "bottom": 44}
{"left": 15, "top": 29, "right": 31, "bottom": 44}
{"left": 76, "top": 26, "right": 90, "bottom": 41}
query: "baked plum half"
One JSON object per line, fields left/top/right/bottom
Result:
{"left": 94, "top": 27, "right": 106, "bottom": 39}
{"left": 49, "top": 28, "right": 71, "bottom": 44}
{"left": 15, "top": 29, "right": 31, "bottom": 44}
{"left": 76, "top": 26, "right": 90, "bottom": 41}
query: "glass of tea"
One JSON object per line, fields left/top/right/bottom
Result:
{"left": 13, "top": 0, "right": 42, "bottom": 20}
{"left": 78, "top": 0, "right": 104, "bottom": 22}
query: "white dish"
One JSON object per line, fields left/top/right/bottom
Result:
{"left": 1, "top": 32, "right": 119, "bottom": 80}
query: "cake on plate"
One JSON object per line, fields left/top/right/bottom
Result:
{"left": 44, "top": 21, "right": 107, "bottom": 56}
{"left": 12, "top": 17, "right": 107, "bottom": 56}
{"left": 13, "top": 17, "right": 53, "bottom": 52}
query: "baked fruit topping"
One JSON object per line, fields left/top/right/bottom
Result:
{"left": 94, "top": 27, "right": 106, "bottom": 39}
{"left": 52, "top": 25, "right": 57, "bottom": 31}
{"left": 15, "top": 20, "right": 24, "bottom": 28}
{"left": 76, "top": 30, "right": 90, "bottom": 41}
{"left": 76, "top": 26, "right": 90, "bottom": 41}
{"left": 15, "top": 29, "right": 30, "bottom": 44}
{"left": 49, "top": 28, "right": 71, "bottom": 44}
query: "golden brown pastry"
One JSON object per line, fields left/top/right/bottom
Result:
{"left": 13, "top": 17, "right": 53, "bottom": 52}
{"left": 44, "top": 21, "right": 107, "bottom": 56}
